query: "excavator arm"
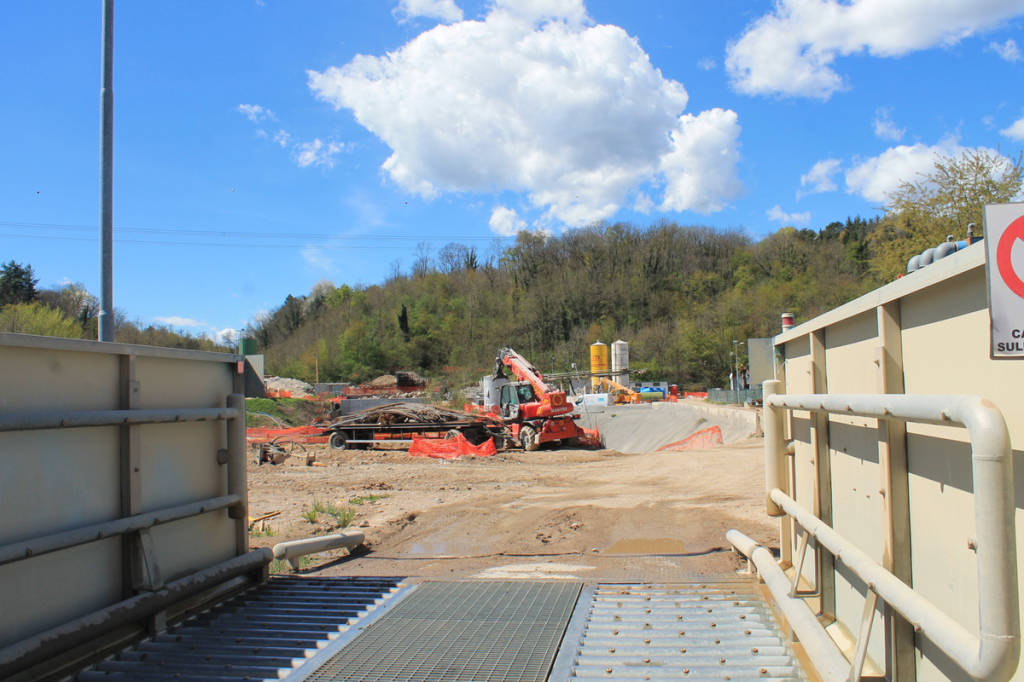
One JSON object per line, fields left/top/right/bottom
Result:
{"left": 494, "top": 347, "right": 572, "bottom": 418}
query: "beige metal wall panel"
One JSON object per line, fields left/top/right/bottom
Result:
{"left": 137, "top": 422, "right": 227, "bottom": 511}
{"left": 0, "top": 539, "right": 121, "bottom": 646}
{"left": 822, "top": 311, "right": 877, "bottom": 393}
{"left": 0, "top": 344, "right": 119, "bottom": 411}
{"left": 0, "top": 334, "right": 245, "bottom": 654}
{"left": 823, "top": 311, "right": 887, "bottom": 667}
{"left": 899, "top": 268, "right": 998, "bottom": 681}
{"left": 149, "top": 512, "right": 236, "bottom": 582}
{"left": 135, "top": 356, "right": 235, "bottom": 409}
{"left": 0, "top": 429, "right": 120, "bottom": 542}
{"left": 783, "top": 337, "right": 820, "bottom": 587}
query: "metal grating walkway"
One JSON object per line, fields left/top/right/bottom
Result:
{"left": 300, "top": 581, "right": 582, "bottom": 682}
{"left": 549, "top": 580, "right": 807, "bottom": 681}
{"left": 75, "top": 576, "right": 406, "bottom": 681}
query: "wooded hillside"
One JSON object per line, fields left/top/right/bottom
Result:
{"left": 253, "top": 150, "right": 1022, "bottom": 388}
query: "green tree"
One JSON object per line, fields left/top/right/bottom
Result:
{"left": 871, "top": 149, "right": 1024, "bottom": 280}
{"left": 0, "top": 260, "right": 38, "bottom": 305}
{"left": 0, "top": 302, "right": 82, "bottom": 338}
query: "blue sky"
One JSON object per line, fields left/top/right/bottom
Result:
{"left": 2, "top": 0, "right": 1023, "bottom": 342}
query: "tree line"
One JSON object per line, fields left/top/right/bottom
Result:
{"left": 252, "top": 149, "right": 1022, "bottom": 389}
{"left": 0, "top": 261, "right": 230, "bottom": 351}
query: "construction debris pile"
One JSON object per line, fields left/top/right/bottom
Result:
{"left": 264, "top": 376, "right": 315, "bottom": 398}
{"left": 325, "top": 402, "right": 504, "bottom": 450}
{"left": 329, "top": 402, "right": 484, "bottom": 428}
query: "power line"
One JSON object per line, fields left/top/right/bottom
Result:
{"left": 1, "top": 232, "right": 438, "bottom": 250}
{"left": 0, "top": 220, "right": 514, "bottom": 243}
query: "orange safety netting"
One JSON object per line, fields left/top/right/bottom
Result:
{"left": 656, "top": 425, "right": 723, "bottom": 452}
{"left": 407, "top": 432, "right": 497, "bottom": 459}
{"left": 246, "top": 425, "right": 329, "bottom": 444}
{"left": 683, "top": 391, "right": 709, "bottom": 399}
{"left": 576, "top": 427, "right": 602, "bottom": 448}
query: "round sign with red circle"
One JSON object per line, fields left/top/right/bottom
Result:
{"left": 997, "top": 216, "right": 1024, "bottom": 298}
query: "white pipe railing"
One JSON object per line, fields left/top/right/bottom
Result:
{"left": 735, "top": 384, "right": 1020, "bottom": 682}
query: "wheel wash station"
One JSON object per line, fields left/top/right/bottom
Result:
{"left": 5, "top": 205, "right": 1024, "bottom": 681}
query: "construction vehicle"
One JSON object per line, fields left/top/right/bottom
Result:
{"left": 593, "top": 375, "right": 642, "bottom": 404}
{"left": 482, "top": 347, "right": 582, "bottom": 450}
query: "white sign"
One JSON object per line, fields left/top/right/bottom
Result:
{"left": 985, "top": 202, "right": 1024, "bottom": 357}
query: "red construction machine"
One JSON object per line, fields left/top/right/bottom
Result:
{"left": 482, "top": 347, "right": 582, "bottom": 450}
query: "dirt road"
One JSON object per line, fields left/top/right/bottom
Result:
{"left": 247, "top": 437, "right": 776, "bottom": 581}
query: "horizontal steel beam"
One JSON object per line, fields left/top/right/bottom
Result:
{"left": 0, "top": 548, "right": 272, "bottom": 679}
{"left": 0, "top": 495, "right": 241, "bottom": 566}
{"left": 0, "top": 407, "right": 240, "bottom": 432}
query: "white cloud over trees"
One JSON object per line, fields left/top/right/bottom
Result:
{"left": 727, "top": 0, "right": 1024, "bottom": 99}
{"left": 307, "top": 0, "right": 742, "bottom": 226}
{"left": 489, "top": 206, "right": 527, "bottom": 235}
{"left": 799, "top": 158, "right": 842, "bottom": 196}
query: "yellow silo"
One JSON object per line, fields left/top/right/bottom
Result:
{"left": 590, "top": 341, "right": 609, "bottom": 390}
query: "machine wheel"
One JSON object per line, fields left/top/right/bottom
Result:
{"left": 520, "top": 424, "right": 539, "bottom": 452}
{"left": 329, "top": 431, "right": 348, "bottom": 450}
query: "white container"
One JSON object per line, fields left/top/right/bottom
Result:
{"left": 611, "top": 339, "right": 629, "bottom": 386}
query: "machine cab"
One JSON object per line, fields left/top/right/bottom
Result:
{"left": 499, "top": 381, "right": 537, "bottom": 418}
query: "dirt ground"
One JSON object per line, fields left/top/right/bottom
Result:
{"left": 247, "top": 436, "right": 777, "bottom": 582}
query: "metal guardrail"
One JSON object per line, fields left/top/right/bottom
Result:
{"left": 708, "top": 386, "right": 763, "bottom": 404}
{"left": 729, "top": 382, "right": 1020, "bottom": 682}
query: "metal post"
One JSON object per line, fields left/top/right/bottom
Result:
{"left": 763, "top": 379, "right": 786, "bottom": 516}
{"left": 98, "top": 0, "right": 114, "bottom": 342}
{"left": 226, "top": 393, "right": 248, "bottom": 555}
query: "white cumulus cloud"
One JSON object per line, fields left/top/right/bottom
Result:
{"left": 873, "top": 108, "right": 905, "bottom": 141}
{"left": 660, "top": 108, "right": 743, "bottom": 214}
{"left": 990, "top": 38, "right": 1022, "bottom": 61}
{"left": 307, "top": 1, "right": 742, "bottom": 226}
{"left": 274, "top": 130, "right": 291, "bottom": 148}
{"left": 799, "top": 158, "right": 842, "bottom": 196}
{"left": 634, "top": 192, "right": 654, "bottom": 213}
{"left": 767, "top": 205, "right": 811, "bottom": 227}
{"left": 395, "top": 0, "right": 463, "bottom": 23}
{"left": 295, "top": 139, "right": 346, "bottom": 168}
{"left": 154, "top": 316, "right": 203, "bottom": 327}
{"left": 489, "top": 206, "right": 527, "bottom": 235}
{"left": 237, "top": 103, "right": 275, "bottom": 122}
{"left": 845, "top": 138, "right": 969, "bottom": 202}
{"left": 697, "top": 57, "right": 717, "bottom": 71}
{"left": 301, "top": 245, "right": 333, "bottom": 270}
{"left": 726, "top": 0, "right": 1024, "bottom": 99}
{"left": 1002, "top": 117, "right": 1024, "bottom": 140}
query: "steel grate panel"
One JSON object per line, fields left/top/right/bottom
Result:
{"left": 74, "top": 576, "right": 406, "bottom": 681}
{"left": 305, "top": 581, "right": 582, "bottom": 682}
{"left": 552, "top": 581, "right": 808, "bottom": 681}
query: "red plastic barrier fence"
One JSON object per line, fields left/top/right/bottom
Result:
{"left": 246, "top": 425, "right": 328, "bottom": 444}
{"left": 655, "top": 425, "right": 723, "bottom": 452}
{"left": 407, "top": 432, "right": 497, "bottom": 459}
{"left": 683, "top": 391, "right": 708, "bottom": 399}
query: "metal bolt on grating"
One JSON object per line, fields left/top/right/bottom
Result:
{"left": 549, "top": 581, "right": 809, "bottom": 681}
